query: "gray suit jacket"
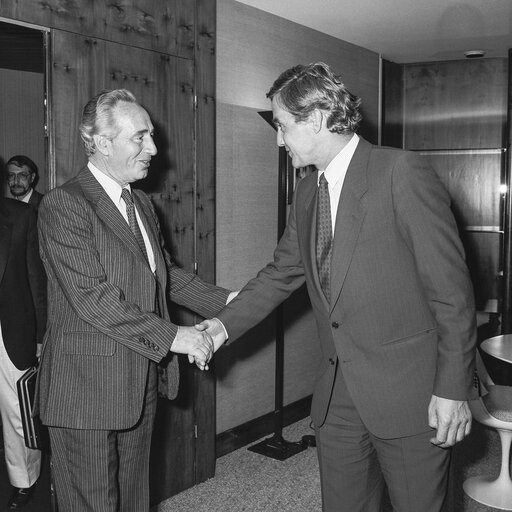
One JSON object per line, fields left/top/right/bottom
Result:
{"left": 38, "top": 167, "right": 229, "bottom": 430}
{"left": 218, "top": 138, "right": 476, "bottom": 439}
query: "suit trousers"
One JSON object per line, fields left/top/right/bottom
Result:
{"left": 48, "top": 362, "right": 157, "bottom": 512}
{"left": 0, "top": 334, "right": 41, "bottom": 489}
{"left": 314, "top": 364, "right": 450, "bottom": 512}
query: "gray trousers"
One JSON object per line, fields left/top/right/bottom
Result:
{"left": 315, "top": 367, "right": 450, "bottom": 512}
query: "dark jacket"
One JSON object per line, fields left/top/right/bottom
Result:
{"left": 0, "top": 198, "right": 47, "bottom": 370}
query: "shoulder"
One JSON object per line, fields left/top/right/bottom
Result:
{"left": 0, "top": 197, "right": 31, "bottom": 216}
{"left": 0, "top": 198, "right": 35, "bottom": 234}
{"left": 0, "top": 199, "right": 34, "bottom": 227}
{"left": 41, "top": 175, "right": 83, "bottom": 207}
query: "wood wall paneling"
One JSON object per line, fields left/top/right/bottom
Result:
{"left": 3, "top": 0, "right": 217, "bottom": 501}
{"left": 381, "top": 59, "right": 404, "bottom": 148}
{"left": 0, "top": 0, "right": 195, "bottom": 58}
{"left": 404, "top": 59, "right": 507, "bottom": 150}
{"left": 192, "top": 0, "right": 217, "bottom": 485}
{"left": 393, "top": 57, "right": 508, "bottom": 316}
{"left": 426, "top": 153, "right": 503, "bottom": 228}
{"left": 502, "top": 49, "right": 512, "bottom": 331}
{"left": 50, "top": 27, "right": 209, "bottom": 502}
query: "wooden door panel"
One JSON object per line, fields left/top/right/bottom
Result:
{"left": 50, "top": 29, "right": 206, "bottom": 502}
{"left": 425, "top": 153, "right": 503, "bottom": 229}
{"left": 0, "top": 0, "right": 194, "bottom": 58}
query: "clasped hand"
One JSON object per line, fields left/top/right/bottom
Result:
{"left": 171, "top": 325, "right": 214, "bottom": 371}
{"left": 171, "top": 319, "right": 227, "bottom": 370}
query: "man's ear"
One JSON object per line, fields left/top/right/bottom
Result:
{"left": 94, "top": 134, "right": 111, "bottom": 156}
{"left": 310, "top": 109, "right": 324, "bottom": 134}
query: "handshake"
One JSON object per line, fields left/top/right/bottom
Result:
{"left": 170, "top": 318, "right": 227, "bottom": 370}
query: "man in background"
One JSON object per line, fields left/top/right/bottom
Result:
{"left": 38, "top": 89, "right": 234, "bottom": 512}
{"left": 6, "top": 155, "right": 44, "bottom": 211}
{"left": 0, "top": 195, "right": 46, "bottom": 510}
{"left": 202, "top": 62, "right": 477, "bottom": 512}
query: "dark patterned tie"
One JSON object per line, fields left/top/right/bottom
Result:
{"left": 121, "top": 188, "right": 149, "bottom": 264}
{"left": 316, "top": 173, "right": 332, "bottom": 302}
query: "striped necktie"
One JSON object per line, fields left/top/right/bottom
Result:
{"left": 316, "top": 173, "right": 332, "bottom": 302}
{"left": 121, "top": 188, "right": 149, "bottom": 264}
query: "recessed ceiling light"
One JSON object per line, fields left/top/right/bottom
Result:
{"left": 464, "top": 50, "right": 486, "bottom": 59}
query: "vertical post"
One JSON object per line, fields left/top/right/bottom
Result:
{"left": 247, "top": 113, "right": 309, "bottom": 460}
{"left": 502, "top": 49, "right": 512, "bottom": 333}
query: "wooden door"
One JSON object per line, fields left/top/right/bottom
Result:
{"left": 50, "top": 28, "right": 212, "bottom": 503}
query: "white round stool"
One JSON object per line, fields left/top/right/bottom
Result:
{"left": 463, "top": 385, "right": 512, "bottom": 510}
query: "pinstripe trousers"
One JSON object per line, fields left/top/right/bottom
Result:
{"left": 48, "top": 362, "right": 157, "bottom": 512}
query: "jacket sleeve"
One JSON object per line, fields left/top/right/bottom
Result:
{"left": 392, "top": 151, "right": 477, "bottom": 400}
{"left": 26, "top": 206, "right": 47, "bottom": 344}
{"left": 217, "top": 185, "right": 306, "bottom": 342}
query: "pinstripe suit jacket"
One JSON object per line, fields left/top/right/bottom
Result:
{"left": 37, "top": 167, "right": 229, "bottom": 430}
{"left": 218, "top": 138, "right": 477, "bottom": 439}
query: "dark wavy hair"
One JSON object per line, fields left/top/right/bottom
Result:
{"left": 266, "top": 62, "right": 362, "bottom": 134}
{"left": 6, "top": 154, "right": 38, "bottom": 176}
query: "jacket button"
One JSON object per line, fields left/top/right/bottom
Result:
{"left": 329, "top": 358, "right": 335, "bottom": 365}
{"left": 331, "top": 321, "right": 339, "bottom": 328}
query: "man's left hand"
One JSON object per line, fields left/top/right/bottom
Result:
{"left": 428, "top": 395, "right": 472, "bottom": 448}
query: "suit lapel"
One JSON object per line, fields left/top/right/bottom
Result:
{"left": 329, "top": 139, "right": 371, "bottom": 312}
{"left": 0, "top": 204, "right": 12, "bottom": 285}
{"left": 133, "top": 191, "right": 166, "bottom": 274}
{"left": 77, "top": 168, "right": 149, "bottom": 267}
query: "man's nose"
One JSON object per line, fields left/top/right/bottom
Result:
{"left": 145, "top": 137, "right": 157, "bottom": 156}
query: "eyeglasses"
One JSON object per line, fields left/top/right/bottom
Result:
{"left": 7, "top": 172, "right": 32, "bottom": 181}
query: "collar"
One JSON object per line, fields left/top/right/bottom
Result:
{"left": 318, "top": 133, "right": 359, "bottom": 186}
{"left": 87, "top": 161, "right": 130, "bottom": 206}
{"left": 15, "top": 188, "right": 34, "bottom": 203}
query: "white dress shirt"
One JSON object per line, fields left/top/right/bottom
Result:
{"left": 18, "top": 188, "right": 34, "bottom": 204}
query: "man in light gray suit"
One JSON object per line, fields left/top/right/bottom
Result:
{"left": 201, "top": 62, "right": 477, "bottom": 512}
{"left": 37, "top": 89, "right": 233, "bottom": 512}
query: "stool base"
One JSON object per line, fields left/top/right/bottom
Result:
{"left": 463, "top": 475, "right": 512, "bottom": 510}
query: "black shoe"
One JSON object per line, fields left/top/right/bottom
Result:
{"left": 7, "top": 485, "right": 35, "bottom": 510}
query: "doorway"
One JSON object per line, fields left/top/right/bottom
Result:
{"left": 0, "top": 19, "right": 48, "bottom": 196}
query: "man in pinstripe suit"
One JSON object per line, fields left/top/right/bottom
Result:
{"left": 37, "top": 89, "right": 234, "bottom": 512}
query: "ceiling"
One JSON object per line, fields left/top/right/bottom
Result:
{"left": 235, "top": 0, "right": 512, "bottom": 63}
